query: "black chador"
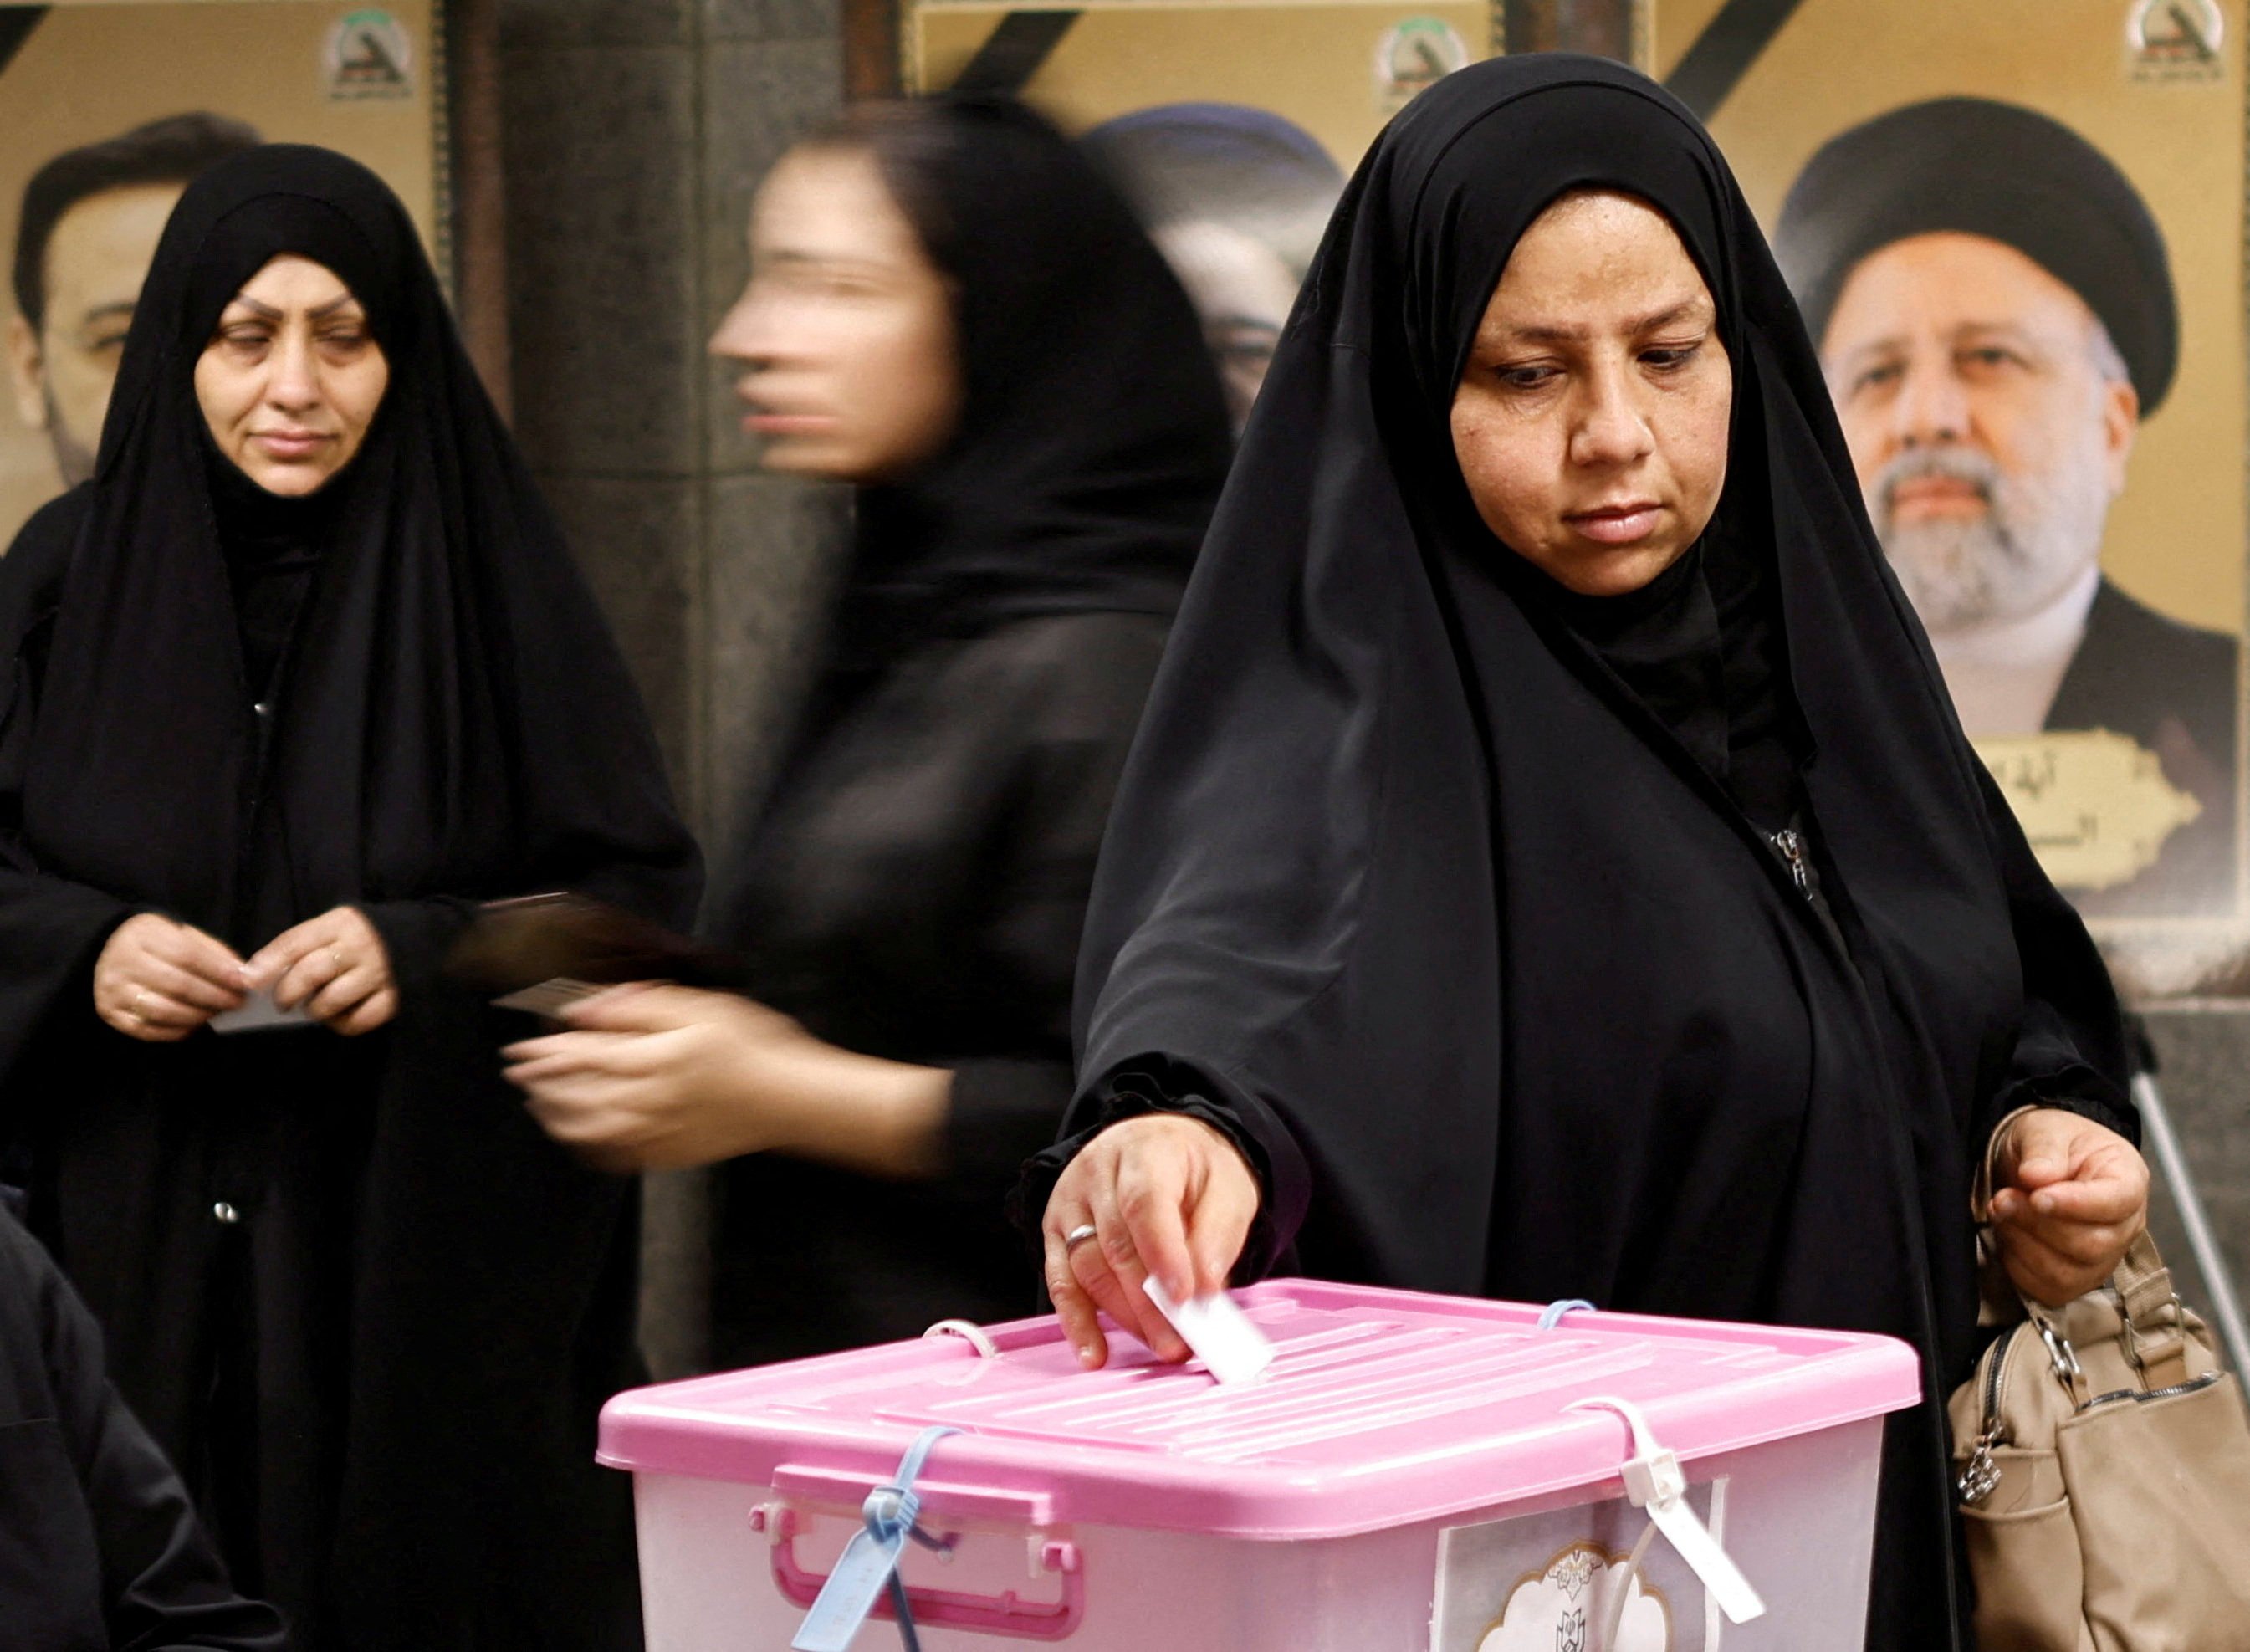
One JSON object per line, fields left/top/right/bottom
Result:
{"left": 1031, "top": 58, "right": 2135, "bottom": 1649}
{"left": 0, "top": 146, "right": 701, "bottom": 1648}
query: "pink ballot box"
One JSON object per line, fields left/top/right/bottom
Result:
{"left": 598, "top": 1280, "right": 1920, "bottom": 1651}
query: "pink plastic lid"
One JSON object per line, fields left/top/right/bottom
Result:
{"left": 599, "top": 1278, "right": 1920, "bottom": 1541}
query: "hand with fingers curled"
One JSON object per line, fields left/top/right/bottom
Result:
{"left": 1041, "top": 1112, "right": 1262, "bottom": 1371}
{"left": 244, "top": 906, "right": 398, "bottom": 1036}
{"left": 1985, "top": 1106, "right": 2150, "bottom": 1307}
{"left": 93, "top": 913, "right": 249, "bottom": 1041}
{"left": 502, "top": 983, "right": 950, "bottom": 1178}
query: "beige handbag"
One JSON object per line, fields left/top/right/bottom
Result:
{"left": 1949, "top": 1130, "right": 2250, "bottom": 1651}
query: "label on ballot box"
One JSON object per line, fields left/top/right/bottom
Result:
{"left": 1436, "top": 1488, "right": 1731, "bottom": 1651}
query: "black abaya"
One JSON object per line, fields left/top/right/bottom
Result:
{"left": 1028, "top": 59, "right": 2133, "bottom": 1649}
{"left": 0, "top": 147, "right": 701, "bottom": 1649}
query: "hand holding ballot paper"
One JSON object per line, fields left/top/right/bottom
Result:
{"left": 1041, "top": 1111, "right": 1265, "bottom": 1371}
{"left": 91, "top": 905, "right": 395, "bottom": 1040}
{"left": 238, "top": 906, "right": 397, "bottom": 1036}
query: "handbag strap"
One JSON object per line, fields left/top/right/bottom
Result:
{"left": 2113, "top": 1230, "right": 2191, "bottom": 1390}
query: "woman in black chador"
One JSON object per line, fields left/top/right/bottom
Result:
{"left": 1031, "top": 59, "right": 2150, "bottom": 1649}
{"left": 504, "top": 98, "right": 1232, "bottom": 1369}
{"left": 0, "top": 146, "right": 700, "bottom": 1647}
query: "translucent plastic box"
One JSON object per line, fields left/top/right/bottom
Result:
{"left": 599, "top": 1279, "right": 1920, "bottom": 1650}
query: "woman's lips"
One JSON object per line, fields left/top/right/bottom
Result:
{"left": 1565, "top": 503, "right": 1663, "bottom": 545}
{"left": 743, "top": 410, "right": 835, "bottom": 437}
{"left": 252, "top": 431, "right": 329, "bottom": 461}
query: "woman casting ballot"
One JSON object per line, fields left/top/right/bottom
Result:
{"left": 1025, "top": 58, "right": 2149, "bottom": 1652}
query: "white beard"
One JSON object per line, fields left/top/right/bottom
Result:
{"left": 1873, "top": 440, "right": 2111, "bottom": 635}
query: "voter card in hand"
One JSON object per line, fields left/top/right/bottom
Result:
{"left": 490, "top": 977, "right": 605, "bottom": 1016}
{"left": 210, "top": 986, "right": 317, "bottom": 1035}
{"left": 1142, "top": 1276, "right": 1276, "bottom": 1385}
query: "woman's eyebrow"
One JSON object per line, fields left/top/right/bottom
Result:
{"left": 219, "top": 294, "right": 364, "bottom": 322}
{"left": 1501, "top": 299, "right": 1709, "bottom": 344}
{"left": 757, "top": 247, "right": 891, "bottom": 278}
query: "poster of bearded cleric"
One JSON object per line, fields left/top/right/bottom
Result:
{"left": 0, "top": 1, "right": 440, "bottom": 550}
{"left": 908, "top": 0, "right": 1493, "bottom": 431}
{"left": 1654, "top": 0, "right": 2250, "bottom": 996}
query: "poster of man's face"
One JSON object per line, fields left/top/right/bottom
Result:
{"left": 1080, "top": 105, "right": 1347, "bottom": 433}
{"left": 1654, "top": 0, "right": 2247, "bottom": 992}
{"left": 0, "top": 1, "right": 437, "bottom": 548}
{"left": 908, "top": 0, "right": 1487, "bottom": 428}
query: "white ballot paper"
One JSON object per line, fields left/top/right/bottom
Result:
{"left": 210, "top": 987, "right": 316, "bottom": 1035}
{"left": 1142, "top": 1277, "right": 1276, "bottom": 1385}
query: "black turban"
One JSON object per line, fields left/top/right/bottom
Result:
{"left": 1774, "top": 97, "right": 2177, "bottom": 414}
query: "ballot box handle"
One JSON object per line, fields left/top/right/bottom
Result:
{"left": 756, "top": 1500, "right": 1087, "bottom": 1642}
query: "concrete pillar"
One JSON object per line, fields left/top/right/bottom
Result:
{"left": 498, "top": 0, "right": 850, "bottom": 1376}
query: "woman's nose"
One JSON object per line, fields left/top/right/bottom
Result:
{"left": 709, "top": 289, "right": 779, "bottom": 364}
{"left": 266, "top": 334, "right": 321, "bottom": 412}
{"left": 1570, "top": 365, "right": 1654, "bottom": 468}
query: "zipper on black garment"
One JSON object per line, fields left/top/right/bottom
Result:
{"left": 1770, "top": 826, "right": 1813, "bottom": 897}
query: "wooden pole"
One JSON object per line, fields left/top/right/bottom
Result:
{"left": 446, "top": 0, "right": 511, "bottom": 417}
{"left": 844, "top": 0, "right": 904, "bottom": 100}
{"left": 1503, "top": 0, "right": 1635, "bottom": 59}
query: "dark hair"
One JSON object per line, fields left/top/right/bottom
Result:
{"left": 13, "top": 111, "right": 262, "bottom": 330}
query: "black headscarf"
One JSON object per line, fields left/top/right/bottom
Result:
{"left": 825, "top": 97, "right": 1234, "bottom": 672}
{"left": 18, "top": 144, "right": 697, "bottom": 945}
{"left": 1774, "top": 97, "right": 2177, "bottom": 413}
{"left": 1060, "top": 57, "right": 2130, "bottom": 1647}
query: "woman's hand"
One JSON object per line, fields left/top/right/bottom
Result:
{"left": 503, "top": 984, "right": 949, "bottom": 1177}
{"left": 1041, "top": 1113, "right": 1261, "bottom": 1370}
{"left": 245, "top": 906, "right": 397, "bottom": 1035}
{"left": 93, "top": 913, "right": 248, "bottom": 1041}
{"left": 1987, "top": 1107, "right": 2151, "bottom": 1307}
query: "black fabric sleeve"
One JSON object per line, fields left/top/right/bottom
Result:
{"left": 21, "top": 1220, "right": 289, "bottom": 1651}
{"left": 358, "top": 895, "right": 478, "bottom": 1004}
{"left": 1972, "top": 762, "right": 2139, "bottom": 1150}
{"left": 1015, "top": 1053, "right": 1312, "bottom": 1281}
{"left": 0, "top": 499, "right": 136, "bottom": 1093}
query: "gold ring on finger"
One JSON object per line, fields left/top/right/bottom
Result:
{"left": 329, "top": 949, "right": 345, "bottom": 974}
{"left": 1064, "top": 1223, "right": 1099, "bottom": 1251}
{"left": 130, "top": 988, "right": 148, "bottom": 1020}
